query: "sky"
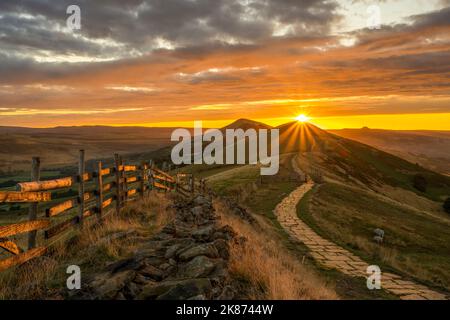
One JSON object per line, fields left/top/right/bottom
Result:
{"left": 0, "top": 0, "right": 450, "bottom": 130}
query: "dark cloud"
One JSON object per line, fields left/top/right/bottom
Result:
{"left": 0, "top": 0, "right": 340, "bottom": 60}
{"left": 409, "top": 5, "right": 450, "bottom": 27}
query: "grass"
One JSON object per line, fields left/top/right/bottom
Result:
{"left": 172, "top": 163, "right": 240, "bottom": 179}
{"left": 238, "top": 178, "right": 398, "bottom": 299}
{"left": 336, "top": 139, "right": 450, "bottom": 202}
{"left": 0, "top": 191, "right": 174, "bottom": 300}
{"left": 214, "top": 199, "right": 337, "bottom": 300}
{"left": 207, "top": 155, "right": 396, "bottom": 299}
{"left": 298, "top": 182, "right": 450, "bottom": 292}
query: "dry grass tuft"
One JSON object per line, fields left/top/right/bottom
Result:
{"left": 0, "top": 191, "right": 174, "bottom": 300}
{"left": 214, "top": 200, "right": 337, "bottom": 300}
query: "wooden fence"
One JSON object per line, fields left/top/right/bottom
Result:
{"left": 0, "top": 150, "right": 197, "bottom": 272}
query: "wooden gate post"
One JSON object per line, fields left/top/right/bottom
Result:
{"left": 114, "top": 154, "right": 121, "bottom": 216}
{"left": 78, "top": 150, "right": 85, "bottom": 228}
{"left": 28, "top": 156, "right": 40, "bottom": 249}
{"left": 96, "top": 161, "right": 104, "bottom": 220}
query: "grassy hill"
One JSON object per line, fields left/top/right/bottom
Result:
{"left": 277, "top": 122, "right": 450, "bottom": 291}
{"left": 281, "top": 123, "right": 450, "bottom": 203}
{"left": 330, "top": 128, "right": 450, "bottom": 175}
{"left": 192, "top": 120, "right": 450, "bottom": 293}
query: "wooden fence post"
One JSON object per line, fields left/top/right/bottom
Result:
{"left": 120, "top": 156, "right": 127, "bottom": 203}
{"left": 96, "top": 161, "right": 103, "bottom": 220}
{"left": 28, "top": 157, "right": 40, "bottom": 249}
{"left": 114, "top": 154, "right": 121, "bottom": 216}
{"left": 140, "top": 161, "right": 146, "bottom": 198}
{"left": 149, "top": 167, "right": 154, "bottom": 191}
{"left": 78, "top": 150, "right": 85, "bottom": 228}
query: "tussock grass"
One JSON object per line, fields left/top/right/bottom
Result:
{"left": 0, "top": 191, "right": 174, "bottom": 300}
{"left": 214, "top": 200, "right": 337, "bottom": 300}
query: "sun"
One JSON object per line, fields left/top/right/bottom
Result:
{"left": 295, "top": 114, "right": 310, "bottom": 123}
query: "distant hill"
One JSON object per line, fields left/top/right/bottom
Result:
{"left": 222, "top": 119, "right": 273, "bottom": 131}
{"left": 0, "top": 126, "right": 180, "bottom": 172}
{"left": 330, "top": 128, "right": 450, "bottom": 175}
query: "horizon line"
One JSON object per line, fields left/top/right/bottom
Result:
{"left": 1, "top": 117, "right": 450, "bottom": 132}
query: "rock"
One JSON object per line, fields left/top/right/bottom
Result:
{"left": 174, "top": 226, "right": 191, "bottom": 238}
{"left": 161, "top": 223, "right": 176, "bottom": 234}
{"left": 165, "top": 244, "right": 183, "bottom": 259}
{"left": 212, "top": 231, "right": 226, "bottom": 240}
{"left": 218, "top": 285, "right": 235, "bottom": 300}
{"left": 211, "top": 225, "right": 236, "bottom": 241}
{"left": 213, "top": 239, "right": 230, "bottom": 260}
{"left": 168, "top": 258, "right": 177, "bottom": 266}
{"left": 178, "top": 243, "right": 219, "bottom": 261}
{"left": 140, "top": 264, "right": 164, "bottom": 281}
{"left": 193, "top": 195, "right": 210, "bottom": 206}
{"left": 208, "top": 262, "right": 229, "bottom": 283}
{"left": 116, "top": 292, "right": 127, "bottom": 300}
{"left": 188, "top": 294, "right": 206, "bottom": 300}
{"left": 125, "top": 281, "right": 141, "bottom": 299}
{"left": 141, "top": 256, "right": 166, "bottom": 267}
{"left": 90, "top": 270, "right": 135, "bottom": 299}
{"left": 159, "top": 239, "right": 194, "bottom": 259}
{"left": 156, "top": 278, "right": 212, "bottom": 300}
{"left": 135, "top": 247, "right": 165, "bottom": 259}
{"left": 106, "top": 257, "right": 142, "bottom": 274}
{"left": 179, "top": 255, "right": 216, "bottom": 278}
{"left": 133, "top": 273, "right": 153, "bottom": 285}
{"left": 139, "top": 281, "right": 179, "bottom": 299}
{"left": 191, "top": 206, "right": 203, "bottom": 217}
{"left": 192, "top": 225, "right": 215, "bottom": 241}
{"left": 159, "top": 263, "right": 171, "bottom": 270}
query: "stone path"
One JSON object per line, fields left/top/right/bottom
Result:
{"left": 273, "top": 157, "right": 447, "bottom": 300}
{"left": 79, "top": 195, "right": 237, "bottom": 300}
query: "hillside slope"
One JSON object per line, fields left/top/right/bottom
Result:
{"left": 329, "top": 128, "right": 450, "bottom": 175}
{"left": 199, "top": 120, "right": 450, "bottom": 293}
{"left": 280, "top": 122, "right": 450, "bottom": 203}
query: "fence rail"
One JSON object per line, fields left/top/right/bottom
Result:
{"left": 0, "top": 150, "right": 199, "bottom": 272}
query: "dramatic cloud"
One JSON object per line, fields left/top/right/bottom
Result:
{"left": 0, "top": 1, "right": 449, "bottom": 128}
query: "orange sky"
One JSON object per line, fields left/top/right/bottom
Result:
{"left": 1, "top": 1, "right": 449, "bottom": 130}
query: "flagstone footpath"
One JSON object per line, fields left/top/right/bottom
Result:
{"left": 273, "top": 157, "right": 447, "bottom": 300}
